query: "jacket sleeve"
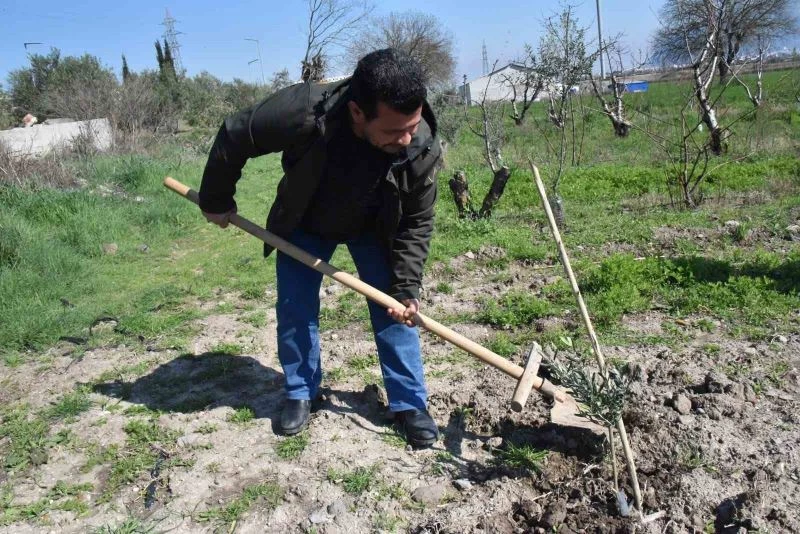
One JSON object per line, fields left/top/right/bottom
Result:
{"left": 388, "top": 153, "right": 440, "bottom": 302}
{"left": 198, "top": 84, "right": 311, "bottom": 213}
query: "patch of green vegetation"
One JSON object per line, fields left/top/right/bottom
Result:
{"left": 242, "top": 311, "right": 268, "bottom": 327}
{"left": 319, "top": 291, "right": 370, "bottom": 330}
{"left": 46, "top": 387, "right": 92, "bottom": 421}
{"left": 478, "top": 291, "right": 553, "bottom": 328}
{"left": 209, "top": 342, "right": 243, "bottom": 355}
{"left": 197, "top": 481, "right": 283, "bottom": 525}
{"left": 0, "top": 481, "right": 93, "bottom": 526}
{"left": 196, "top": 423, "right": 218, "bottom": 434}
{"left": 435, "top": 282, "right": 454, "bottom": 294}
{"left": 90, "top": 517, "right": 156, "bottom": 534}
{"left": 348, "top": 354, "right": 378, "bottom": 371}
{"left": 0, "top": 407, "right": 50, "bottom": 471}
{"left": 381, "top": 428, "right": 407, "bottom": 448}
{"left": 227, "top": 406, "right": 255, "bottom": 424}
{"left": 492, "top": 443, "right": 548, "bottom": 472}
{"left": 487, "top": 332, "right": 518, "bottom": 358}
{"left": 325, "top": 366, "right": 346, "bottom": 382}
{"left": 276, "top": 433, "right": 308, "bottom": 460}
{"left": 326, "top": 465, "right": 378, "bottom": 495}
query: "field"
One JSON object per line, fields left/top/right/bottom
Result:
{"left": 1, "top": 71, "right": 799, "bottom": 533}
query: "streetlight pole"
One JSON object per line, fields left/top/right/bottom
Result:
{"left": 245, "top": 38, "right": 266, "bottom": 86}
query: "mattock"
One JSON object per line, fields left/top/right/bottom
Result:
{"left": 164, "top": 177, "right": 576, "bottom": 415}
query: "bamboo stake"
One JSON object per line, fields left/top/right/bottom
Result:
{"left": 529, "top": 162, "right": 643, "bottom": 513}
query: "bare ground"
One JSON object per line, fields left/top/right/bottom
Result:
{"left": 2, "top": 250, "right": 799, "bottom": 533}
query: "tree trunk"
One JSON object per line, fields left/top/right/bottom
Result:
{"left": 479, "top": 166, "right": 511, "bottom": 218}
{"left": 612, "top": 118, "right": 630, "bottom": 137}
{"left": 449, "top": 171, "right": 474, "bottom": 219}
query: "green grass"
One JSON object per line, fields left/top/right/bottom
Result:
{"left": 46, "top": 387, "right": 92, "bottom": 421}
{"left": 492, "top": 443, "right": 548, "bottom": 472}
{"left": 477, "top": 291, "right": 553, "bottom": 328}
{"left": 227, "top": 406, "right": 255, "bottom": 424}
{"left": 326, "top": 465, "right": 378, "bottom": 495}
{"left": 197, "top": 481, "right": 283, "bottom": 525}
{"left": 91, "top": 517, "right": 156, "bottom": 534}
{"left": 276, "top": 433, "right": 308, "bottom": 460}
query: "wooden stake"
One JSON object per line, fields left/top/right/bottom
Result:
{"left": 529, "top": 162, "right": 643, "bottom": 513}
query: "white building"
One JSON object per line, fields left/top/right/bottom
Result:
{"left": 459, "top": 63, "right": 543, "bottom": 105}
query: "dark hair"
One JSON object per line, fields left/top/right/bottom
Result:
{"left": 350, "top": 48, "right": 427, "bottom": 120}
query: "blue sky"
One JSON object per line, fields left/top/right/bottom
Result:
{"left": 2, "top": 0, "right": 668, "bottom": 86}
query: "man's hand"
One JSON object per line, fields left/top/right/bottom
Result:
{"left": 202, "top": 208, "right": 237, "bottom": 228}
{"left": 387, "top": 298, "right": 420, "bottom": 327}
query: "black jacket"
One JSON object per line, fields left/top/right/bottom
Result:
{"left": 198, "top": 79, "right": 442, "bottom": 301}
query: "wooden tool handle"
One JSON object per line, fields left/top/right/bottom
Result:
{"left": 163, "top": 176, "right": 561, "bottom": 401}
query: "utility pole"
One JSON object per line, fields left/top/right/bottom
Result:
{"left": 162, "top": 9, "right": 185, "bottom": 73}
{"left": 595, "top": 0, "right": 604, "bottom": 79}
{"left": 482, "top": 41, "right": 489, "bottom": 76}
{"left": 245, "top": 38, "right": 266, "bottom": 86}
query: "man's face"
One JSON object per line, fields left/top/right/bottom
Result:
{"left": 348, "top": 101, "right": 422, "bottom": 154}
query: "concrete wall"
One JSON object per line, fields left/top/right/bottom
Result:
{"left": 0, "top": 118, "right": 113, "bottom": 158}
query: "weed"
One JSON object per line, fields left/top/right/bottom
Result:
{"left": 492, "top": 443, "right": 548, "bottom": 472}
{"left": 196, "top": 423, "right": 218, "bottom": 434}
{"left": 197, "top": 481, "right": 282, "bottom": 525}
{"left": 47, "top": 387, "right": 92, "bottom": 421}
{"left": 702, "top": 343, "right": 721, "bottom": 355}
{"left": 242, "top": 311, "right": 268, "bottom": 327}
{"left": 381, "top": 428, "right": 407, "bottom": 448}
{"left": 325, "top": 366, "right": 346, "bottom": 382}
{"left": 326, "top": 465, "right": 377, "bottom": 495}
{"left": 209, "top": 342, "right": 243, "bottom": 355}
{"left": 767, "top": 361, "right": 790, "bottom": 387}
{"left": 0, "top": 407, "right": 50, "bottom": 471}
{"left": 276, "top": 433, "right": 308, "bottom": 460}
{"left": 205, "top": 462, "right": 221, "bottom": 474}
{"left": 478, "top": 291, "right": 552, "bottom": 328}
{"left": 487, "top": 332, "right": 517, "bottom": 358}
{"left": 228, "top": 406, "right": 255, "bottom": 424}
{"left": 435, "top": 282, "right": 454, "bottom": 294}
{"left": 679, "top": 445, "right": 717, "bottom": 473}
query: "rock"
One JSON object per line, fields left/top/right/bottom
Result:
{"left": 484, "top": 436, "right": 503, "bottom": 449}
{"left": 412, "top": 483, "right": 449, "bottom": 505}
{"left": 724, "top": 220, "right": 741, "bottom": 233}
{"left": 138, "top": 244, "right": 150, "bottom": 253}
{"left": 744, "top": 347, "right": 758, "bottom": 357}
{"left": 177, "top": 434, "right": 201, "bottom": 448}
{"left": 101, "top": 243, "right": 118, "bottom": 255}
{"left": 775, "top": 335, "right": 788, "bottom": 344}
{"left": 786, "top": 224, "right": 800, "bottom": 241}
{"left": 704, "top": 371, "right": 729, "bottom": 393}
{"left": 464, "top": 251, "right": 475, "bottom": 260}
{"left": 479, "top": 513, "right": 515, "bottom": 534}
{"left": 449, "top": 389, "right": 471, "bottom": 406}
{"left": 625, "top": 362, "right": 648, "bottom": 382}
{"left": 678, "top": 414, "right": 694, "bottom": 426}
{"left": 726, "top": 382, "right": 746, "bottom": 400}
{"left": 716, "top": 497, "right": 738, "bottom": 525}
{"left": 453, "top": 479, "right": 472, "bottom": 491}
{"left": 362, "top": 383, "right": 388, "bottom": 410}
{"left": 515, "top": 500, "right": 542, "bottom": 521}
{"left": 540, "top": 500, "right": 567, "bottom": 529}
{"left": 327, "top": 499, "right": 348, "bottom": 517}
{"left": 309, "top": 507, "right": 331, "bottom": 524}
{"left": 672, "top": 393, "right": 692, "bottom": 415}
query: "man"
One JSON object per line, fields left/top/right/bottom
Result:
{"left": 198, "top": 49, "right": 441, "bottom": 448}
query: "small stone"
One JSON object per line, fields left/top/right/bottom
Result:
{"left": 678, "top": 414, "right": 693, "bottom": 426}
{"left": 786, "top": 224, "right": 800, "bottom": 241}
{"left": 412, "top": 483, "right": 449, "bottom": 505}
{"left": 138, "top": 244, "right": 150, "bottom": 253}
{"left": 726, "top": 382, "right": 746, "bottom": 400}
{"left": 516, "top": 500, "right": 542, "bottom": 521}
{"left": 309, "top": 507, "right": 331, "bottom": 524}
{"left": 464, "top": 251, "right": 475, "bottom": 260}
{"left": 672, "top": 393, "right": 692, "bottom": 415}
{"left": 362, "top": 383, "right": 388, "bottom": 410}
{"left": 744, "top": 347, "right": 758, "bottom": 357}
{"left": 484, "top": 436, "right": 503, "bottom": 449}
{"left": 177, "top": 434, "right": 201, "bottom": 448}
{"left": 775, "top": 335, "right": 788, "bottom": 344}
{"left": 724, "top": 220, "right": 741, "bottom": 233}
{"left": 453, "top": 479, "right": 472, "bottom": 491}
{"left": 331, "top": 333, "right": 339, "bottom": 340}
{"left": 102, "top": 243, "right": 118, "bottom": 255}
{"left": 704, "top": 371, "right": 729, "bottom": 393}
{"left": 327, "top": 499, "right": 348, "bottom": 517}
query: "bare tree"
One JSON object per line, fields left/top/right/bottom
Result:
{"left": 302, "top": 0, "right": 372, "bottom": 80}
{"left": 499, "top": 45, "right": 544, "bottom": 126}
{"left": 453, "top": 62, "right": 512, "bottom": 219}
{"left": 652, "top": 0, "right": 798, "bottom": 80}
{"left": 728, "top": 37, "right": 768, "bottom": 107}
{"left": 588, "top": 40, "right": 633, "bottom": 137}
{"left": 347, "top": 11, "right": 455, "bottom": 88}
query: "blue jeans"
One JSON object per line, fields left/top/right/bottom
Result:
{"left": 276, "top": 229, "right": 428, "bottom": 412}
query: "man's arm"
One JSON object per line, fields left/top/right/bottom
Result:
{"left": 199, "top": 84, "right": 311, "bottom": 216}
{"left": 387, "top": 164, "right": 439, "bottom": 304}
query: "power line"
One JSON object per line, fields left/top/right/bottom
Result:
{"left": 161, "top": 8, "right": 184, "bottom": 73}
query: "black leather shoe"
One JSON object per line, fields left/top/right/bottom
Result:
{"left": 395, "top": 409, "right": 438, "bottom": 448}
{"left": 280, "top": 399, "right": 311, "bottom": 435}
